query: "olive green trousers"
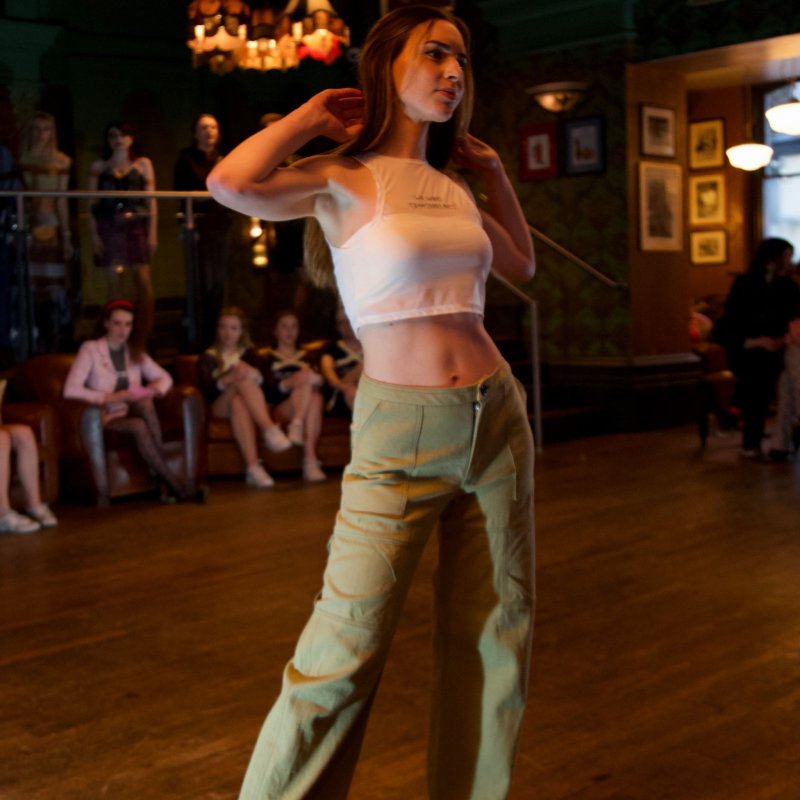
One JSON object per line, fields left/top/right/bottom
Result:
{"left": 240, "top": 362, "right": 535, "bottom": 800}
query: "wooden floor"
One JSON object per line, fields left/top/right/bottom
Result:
{"left": 2, "top": 425, "right": 800, "bottom": 800}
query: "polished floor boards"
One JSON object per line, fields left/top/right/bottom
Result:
{"left": 1, "top": 426, "right": 799, "bottom": 799}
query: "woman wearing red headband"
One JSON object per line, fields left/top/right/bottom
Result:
{"left": 64, "top": 299, "right": 202, "bottom": 501}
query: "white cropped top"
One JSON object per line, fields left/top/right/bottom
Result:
{"left": 329, "top": 153, "right": 493, "bottom": 333}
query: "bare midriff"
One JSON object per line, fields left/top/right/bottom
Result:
{"left": 359, "top": 312, "right": 503, "bottom": 387}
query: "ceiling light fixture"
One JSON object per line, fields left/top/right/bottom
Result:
{"left": 765, "top": 82, "right": 800, "bottom": 135}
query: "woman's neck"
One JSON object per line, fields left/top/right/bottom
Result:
{"left": 376, "top": 116, "right": 429, "bottom": 160}
{"left": 275, "top": 343, "right": 298, "bottom": 356}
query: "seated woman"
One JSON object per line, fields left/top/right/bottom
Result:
{"left": 199, "top": 307, "right": 292, "bottom": 488}
{"left": 63, "top": 299, "right": 203, "bottom": 502}
{"left": 0, "top": 423, "right": 58, "bottom": 534}
{"left": 261, "top": 310, "right": 326, "bottom": 482}
{"left": 319, "top": 306, "right": 363, "bottom": 414}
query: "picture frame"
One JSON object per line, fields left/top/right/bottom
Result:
{"left": 689, "top": 119, "right": 725, "bottom": 169}
{"left": 563, "top": 116, "right": 605, "bottom": 175}
{"left": 690, "top": 230, "right": 727, "bottom": 265}
{"left": 638, "top": 161, "right": 683, "bottom": 252}
{"left": 641, "top": 105, "right": 676, "bottom": 158}
{"left": 519, "top": 123, "right": 558, "bottom": 181}
{"left": 689, "top": 173, "right": 726, "bottom": 225}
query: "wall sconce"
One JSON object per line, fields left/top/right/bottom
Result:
{"left": 765, "top": 81, "right": 800, "bottom": 135}
{"left": 526, "top": 81, "right": 589, "bottom": 113}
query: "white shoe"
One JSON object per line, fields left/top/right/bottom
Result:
{"left": 303, "top": 457, "right": 326, "bottom": 483}
{"left": 26, "top": 503, "right": 58, "bottom": 528}
{"left": 288, "top": 419, "right": 304, "bottom": 446}
{"left": 246, "top": 463, "right": 275, "bottom": 488}
{"left": 0, "top": 509, "right": 41, "bottom": 534}
{"left": 263, "top": 425, "right": 292, "bottom": 453}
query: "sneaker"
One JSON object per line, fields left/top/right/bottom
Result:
{"left": 288, "top": 419, "right": 305, "bottom": 446}
{"left": 246, "top": 463, "right": 275, "bottom": 488}
{"left": 263, "top": 425, "right": 292, "bottom": 453}
{"left": 303, "top": 457, "right": 326, "bottom": 483}
{"left": 0, "top": 509, "right": 41, "bottom": 534}
{"left": 26, "top": 503, "right": 58, "bottom": 528}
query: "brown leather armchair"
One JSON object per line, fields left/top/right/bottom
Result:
{"left": 2, "top": 401, "right": 59, "bottom": 507}
{"left": 175, "top": 343, "right": 351, "bottom": 478}
{"left": 13, "top": 354, "right": 206, "bottom": 506}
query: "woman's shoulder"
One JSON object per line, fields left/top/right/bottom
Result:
{"left": 89, "top": 158, "right": 107, "bottom": 176}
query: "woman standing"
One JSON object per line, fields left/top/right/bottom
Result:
{"left": 208, "top": 6, "right": 536, "bottom": 798}
{"left": 19, "top": 112, "right": 74, "bottom": 350}
{"left": 63, "top": 299, "right": 201, "bottom": 502}
{"left": 198, "top": 307, "right": 292, "bottom": 489}
{"left": 88, "top": 121, "right": 157, "bottom": 338}
{"left": 720, "top": 237, "right": 799, "bottom": 456}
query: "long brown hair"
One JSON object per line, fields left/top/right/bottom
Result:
{"left": 304, "top": 5, "right": 474, "bottom": 289}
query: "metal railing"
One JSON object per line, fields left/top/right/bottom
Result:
{"left": 489, "top": 223, "right": 625, "bottom": 453}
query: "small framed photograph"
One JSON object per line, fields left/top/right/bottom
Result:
{"left": 519, "top": 123, "right": 558, "bottom": 181}
{"left": 689, "top": 173, "right": 726, "bottom": 225}
{"left": 690, "top": 230, "right": 727, "bottom": 265}
{"left": 689, "top": 119, "right": 725, "bottom": 169}
{"left": 641, "top": 105, "right": 676, "bottom": 158}
{"left": 639, "top": 161, "right": 683, "bottom": 252}
{"left": 563, "top": 116, "right": 605, "bottom": 175}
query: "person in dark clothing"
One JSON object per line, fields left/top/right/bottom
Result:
{"left": 174, "top": 113, "right": 232, "bottom": 345}
{"left": 719, "top": 237, "right": 799, "bottom": 456}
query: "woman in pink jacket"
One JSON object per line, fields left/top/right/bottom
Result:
{"left": 64, "top": 299, "right": 198, "bottom": 501}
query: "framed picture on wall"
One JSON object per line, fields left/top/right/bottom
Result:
{"left": 639, "top": 161, "right": 683, "bottom": 252}
{"left": 641, "top": 105, "right": 676, "bottom": 157}
{"left": 689, "top": 173, "right": 726, "bottom": 225}
{"left": 689, "top": 119, "right": 725, "bottom": 169}
{"left": 563, "top": 116, "right": 605, "bottom": 175}
{"left": 519, "top": 123, "right": 558, "bottom": 180}
{"left": 690, "top": 230, "right": 727, "bottom": 264}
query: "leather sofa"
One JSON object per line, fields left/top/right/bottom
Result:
{"left": 12, "top": 353, "right": 205, "bottom": 506}
{"left": 174, "top": 343, "right": 351, "bottom": 478}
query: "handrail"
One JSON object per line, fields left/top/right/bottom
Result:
{"left": 528, "top": 222, "right": 627, "bottom": 289}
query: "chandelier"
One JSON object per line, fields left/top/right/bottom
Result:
{"left": 187, "top": 0, "right": 350, "bottom": 75}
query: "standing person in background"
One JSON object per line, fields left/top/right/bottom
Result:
{"left": 208, "top": 5, "right": 535, "bottom": 798}
{"left": 174, "top": 113, "right": 232, "bottom": 346}
{"left": 719, "top": 237, "right": 799, "bottom": 457}
{"left": 88, "top": 121, "right": 157, "bottom": 339}
{"left": 319, "top": 305, "right": 363, "bottom": 413}
{"left": 19, "top": 111, "right": 74, "bottom": 352}
{"left": 198, "top": 306, "right": 292, "bottom": 489}
{"left": 261, "top": 310, "right": 326, "bottom": 482}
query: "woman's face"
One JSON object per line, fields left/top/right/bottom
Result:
{"left": 107, "top": 127, "right": 133, "bottom": 154}
{"left": 217, "top": 314, "right": 243, "bottom": 348}
{"left": 194, "top": 115, "right": 220, "bottom": 151}
{"left": 104, "top": 309, "right": 134, "bottom": 345}
{"left": 275, "top": 314, "right": 299, "bottom": 348}
{"left": 31, "top": 118, "right": 54, "bottom": 147}
{"left": 391, "top": 19, "right": 466, "bottom": 125}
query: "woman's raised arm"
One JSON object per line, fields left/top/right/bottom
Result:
{"left": 207, "top": 88, "right": 364, "bottom": 221}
